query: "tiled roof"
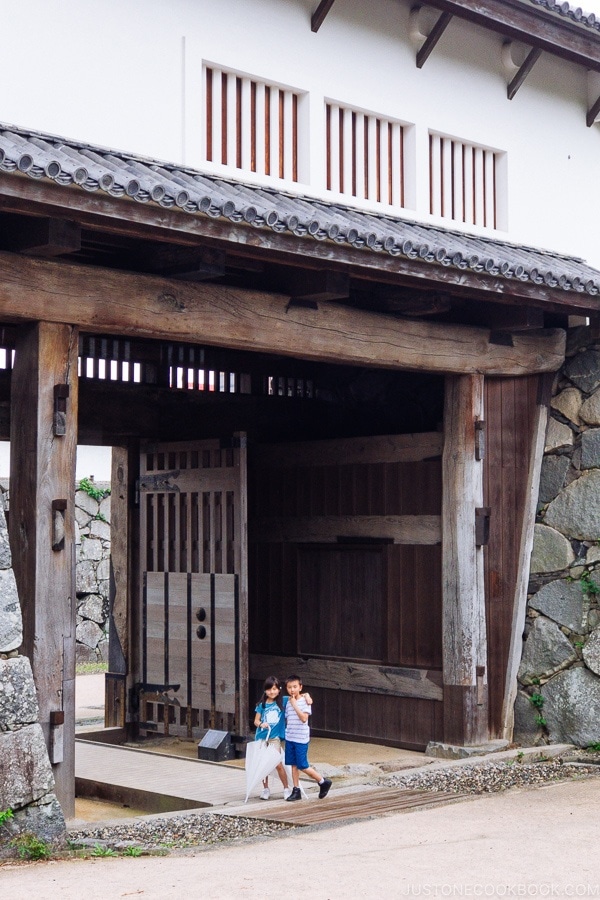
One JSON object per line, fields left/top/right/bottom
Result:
{"left": 1, "top": 123, "right": 599, "bottom": 297}
{"left": 528, "top": 0, "right": 600, "bottom": 31}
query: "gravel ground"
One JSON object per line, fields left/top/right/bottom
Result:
{"left": 68, "top": 813, "right": 293, "bottom": 853}
{"left": 374, "top": 755, "right": 600, "bottom": 795}
{"left": 65, "top": 754, "right": 600, "bottom": 854}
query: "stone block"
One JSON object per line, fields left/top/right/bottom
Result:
{"left": 512, "top": 690, "right": 542, "bottom": 746}
{"left": 0, "top": 569, "right": 22, "bottom": 653}
{"left": 564, "top": 349, "right": 600, "bottom": 395}
{"left": 76, "top": 560, "right": 99, "bottom": 594}
{"left": 78, "top": 537, "right": 103, "bottom": 562}
{"left": 582, "top": 625, "right": 600, "bottom": 676}
{"left": 550, "top": 388, "right": 582, "bottom": 425}
{"left": 0, "top": 506, "right": 11, "bottom": 569}
{"left": 76, "top": 619, "right": 103, "bottom": 650}
{"left": 530, "top": 524, "right": 575, "bottom": 574}
{"left": 542, "top": 667, "right": 600, "bottom": 746}
{"left": 78, "top": 595, "right": 104, "bottom": 624}
{"left": 528, "top": 579, "right": 587, "bottom": 633}
{"left": 425, "top": 740, "right": 509, "bottom": 759}
{"left": 90, "top": 518, "right": 111, "bottom": 541}
{"left": 580, "top": 389, "right": 600, "bottom": 426}
{"left": 0, "top": 656, "right": 39, "bottom": 730}
{"left": 97, "top": 558, "right": 110, "bottom": 581}
{"left": 75, "top": 642, "right": 100, "bottom": 665}
{"left": 75, "top": 506, "right": 92, "bottom": 531}
{"left": 538, "top": 456, "right": 570, "bottom": 504}
{"left": 99, "top": 495, "right": 111, "bottom": 524}
{"left": 75, "top": 490, "right": 100, "bottom": 517}
{"left": 545, "top": 470, "right": 600, "bottom": 540}
{"left": 0, "top": 724, "right": 54, "bottom": 809}
{"left": 518, "top": 616, "right": 577, "bottom": 683}
{"left": 545, "top": 417, "right": 574, "bottom": 452}
{"left": 581, "top": 429, "right": 600, "bottom": 469}
{"left": 0, "top": 794, "right": 66, "bottom": 850}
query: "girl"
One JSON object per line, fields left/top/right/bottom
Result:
{"left": 254, "top": 675, "right": 312, "bottom": 800}
{"left": 254, "top": 675, "right": 290, "bottom": 800}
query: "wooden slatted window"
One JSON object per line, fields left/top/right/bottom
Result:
{"left": 429, "top": 132, "right": 505, "bottom": 229}
{"left": 205, "top": 65, "right": 302, "bottom": 182}
{"left": 326, "top": 102, "right": 405, "bottom": 208}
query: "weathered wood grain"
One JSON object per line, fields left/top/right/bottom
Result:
{"left": 9, "top": 322, "right": 79, "bottom": 815}
{"left": 250, "top": 514, "right": 441, "bottom": 545}
{"left": 0, "top": 251, "right": 565, "bottom": 375}
{"left": 249, "top": 653, "right": 443, "bottom": 701}
{"left": 254, "top": 432, "right": 443, "bottom": 467}
{"left": 500, "top": 379, "right": 550, "bottom": 739}
{"left": 442, "top": 374, "right": 489, "bottom": 745}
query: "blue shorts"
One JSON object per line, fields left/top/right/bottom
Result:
{"left": 285, "top": 740, "right": 310, "bottom": 770}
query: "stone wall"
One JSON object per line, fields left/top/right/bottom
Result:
{"left": 0, "top": 497, "right": 66, "bottom": 853}
{"left": 75, "top": 482, "right": 111, "bottom": 665}
{"left": 514, "top": 327, "right": 600, "bottom": 748}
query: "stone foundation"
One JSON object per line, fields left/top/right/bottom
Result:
{"left": 0, "top": 498, "right": 66, "bottom": 854}
{"left": 514, "top": 327, "right": 600, "bottom": 747}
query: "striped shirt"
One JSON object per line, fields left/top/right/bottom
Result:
{"left": 284, "top": 695, "right": 311, "bottom": 744}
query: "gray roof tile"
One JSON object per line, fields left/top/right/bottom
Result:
{"left": 0, "top": 122, "right": 599, "bottom": 297}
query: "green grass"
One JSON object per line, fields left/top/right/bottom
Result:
{"left": 76, "top": 661, "right": 108, "bottom": 676}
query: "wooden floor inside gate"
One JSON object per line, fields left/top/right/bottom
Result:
{"left": 236, "top": 786, "right": 462, "bottom": 826}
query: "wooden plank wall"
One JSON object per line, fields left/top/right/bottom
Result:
{"left": 484, "top": 375, "right": 540, "bottom": 737}
{"left": 248, "top": 433, "right": 444, "bottom": 750}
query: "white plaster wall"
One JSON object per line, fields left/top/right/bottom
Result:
{"left": 1, "top": 0, "right": 599, "bottom": 266}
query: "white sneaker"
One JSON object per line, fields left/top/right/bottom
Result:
{"left": 260, "top": 788, "right": 270, "bottom": 800}
{"left": 283, "top": 788, "right": 292, "bottom": 800}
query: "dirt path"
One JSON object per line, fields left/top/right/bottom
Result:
{"left": 2, "top": 778, "right": 599, "bottom": 899}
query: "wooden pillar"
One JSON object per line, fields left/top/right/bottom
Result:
{"left": 442, "top": 374, "right": 489, "bottom": 746}
{"left": 10, "top": 322, "right": 79, "bottom": 816}
{"left": 105, "top": 442, "right": 140, "bottom": 732}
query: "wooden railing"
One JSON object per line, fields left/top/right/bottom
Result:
{"left": 429, "top": 132, "right": 503, "bottom": 229}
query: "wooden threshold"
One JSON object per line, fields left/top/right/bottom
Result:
{"left": 239, "top": 786, "right": 461, "bottom": 825}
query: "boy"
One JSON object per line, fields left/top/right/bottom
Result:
{"left": 284, "top": 674, "right": 332, "bottom": 801}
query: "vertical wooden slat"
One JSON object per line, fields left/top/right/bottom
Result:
{"left": 342, "top": 106, "right": 353, "bottom": 197}
{"left": 390, "top": 121, "right": 401, "bottom": 207}
{"left": 473, "top": 146, "right": 484, "bottom": 226}
{"left": 226, "top": 73, "right": 237, "bottom": 168}
{"left": 464, "top": 144, "right": 474, "bottom": 225}
{"left": 355, "top": 112, "right": 365, "bottom": 200}
{"left": 255, "top": 82, "right": 266, "bottom": 175}
{"left": 484, "top": 149, "right": 495, "bottom": 229}
{"left": 367, "top": 115, "right": 377, "bottom": 203}
{"left": 270, "top": 87, "right": 280, "bottom": 180}
{"left": 205, "top": 67, "right": 213, "bottom": 162}
{"left": 240, "top": 77, "right": 251, "bottom": 172}
{"left": 441, "top": 137, "right": 452, "bottom": 219}
{"left": 430, "top": 133, "right": 442, "bottom": 216}
{"left": 453, "top": 140, "right": 464, "bottom": 223}
{"left": 329, "top": 104, "right": 340, "bottom": 192}
{"left": 220, "top": 71, "right": 228, "bottom": 166}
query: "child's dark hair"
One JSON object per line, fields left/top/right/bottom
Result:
{"left": 258, "top": 675, "right": 283, "bottom": 710}
{"left": 285, "top": 674, "right": 302, "bottom": 686}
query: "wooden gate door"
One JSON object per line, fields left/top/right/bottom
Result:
{"left": 139, "top": 436, "right": 247, "bottom": 738}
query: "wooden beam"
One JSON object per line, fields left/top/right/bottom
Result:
{"left": 254, "top": 432, "right": 443, "bottom": 467}
{"left": 587, "top": 93, "right": 600, "bottom": 127}
{"left": 0, "top": 252, "right": 566, "bottom": 375}
{"left": 0, "top": 177, "right": 597, "bottom": 314}
{"left": 6, "top": 217, "right": 81, "bottom": 257}
{"left": 442, "top": 374, "right": 489, "bottom": 746}
{"left": 427, "top": 0, "right": 600, "bottom": 73}
{"left": 250, "top": 514, "right": 441, "bottom": 545}
{"left": 9, "top": 322, "right": 79, "bottom": 815}
{"left": 250, "top": 653, "right": 443, "bottom": 701}
{"left": 290, "top": 270, "right": 349, "bottom": 303}
{"left": 311, "top": 0, "right": 336, "bottom": 32}
{"left": 507, "top": 47, "right": 542, "bottom": 100}
{"left": 500, "top": 375, "right": 552, "bottom": 740}
{"left": 416, "top": 11, "right": 453, "bottom": 69}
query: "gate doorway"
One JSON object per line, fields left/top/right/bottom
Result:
{"left": 137, "top": 436, "right": 248, "bottom": 738}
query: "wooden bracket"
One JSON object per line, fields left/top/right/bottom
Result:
{"left": 587, "top": 93, "right": 600, "bottom": 127}
{"left": 416, "top": 11, "right": 453, "bottom": 69}
{"left": 51, "top": 499, "right": 67, "bottom": 551}
{"left": 476, "top": 665, "right": 486, "bottom": 706}
{"left": 507, "top": 47, "right": 542, "bottom": 100}
{"left": 475, "top": 507, "right": 491, "bottom": 546}
{"left": 311, "top": 0, "right": 336, "bottom": 32}
{"left": 53, "top": 383, "right": 69, "bottom": 436}
{"left": 474, "top": 420, "right": 486, "bottom": 461}
{"left": 49, "top": 710, "right": 65, "bottom": 764}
